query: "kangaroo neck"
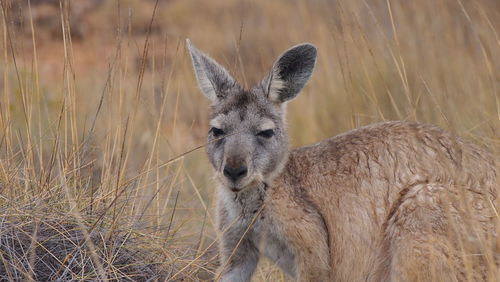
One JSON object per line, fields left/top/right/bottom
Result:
{"left": 228, "top": 182, "right": 268, "bottom": 217}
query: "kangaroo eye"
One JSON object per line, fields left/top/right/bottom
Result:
{"left": 210, "top": 127, "right": 225, "bottom": 137}
{"left": 257, "top": 129, "right": 275, "bottom": 138}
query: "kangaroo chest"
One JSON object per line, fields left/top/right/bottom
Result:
{"left": 256, "top": 215, "right": 296, "bottom": 278}
{"left": 223, "top": 189, "right": 297, "bottom": 278}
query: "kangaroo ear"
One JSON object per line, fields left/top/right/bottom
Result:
{"left": 186, "top": 39, "right": 237, "bottom": 103}
{"left": 263, "top": 43, "right": 317, "bottom": 103}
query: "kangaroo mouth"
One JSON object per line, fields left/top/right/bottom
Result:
{"left": 218, "top": 168, "right": 264, "bottom": 192}
{"left": 226, "top": 180, "right": 248, "bottom": 192}
{"left": 231, "top": 176, "right": 265, "bottom": 193}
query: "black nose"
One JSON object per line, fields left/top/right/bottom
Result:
{"left": 223, "top": 165, "right": 248, "bottom": 182}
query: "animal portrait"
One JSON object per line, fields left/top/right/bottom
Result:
{"left": 187, "top": 40, "right": 498, "bottom": 281}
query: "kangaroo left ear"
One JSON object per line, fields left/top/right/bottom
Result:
{"left": 186, "top": 39, "right": 238, "bottom": 104}
{"left": 262, "top": 43, "right": 317, "bottom": 103}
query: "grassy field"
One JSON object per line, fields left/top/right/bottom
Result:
{"left": 0, "top": 0, "right": 498, "bottom": 280}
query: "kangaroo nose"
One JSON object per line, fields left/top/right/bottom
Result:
{"left": 223, "top": 165, "right": 248, "bottom": 182}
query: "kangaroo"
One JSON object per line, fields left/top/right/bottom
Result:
{"left": 186, "top": 40, "right": 498, "bottom": 281}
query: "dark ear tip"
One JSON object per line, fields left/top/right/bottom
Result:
{"left": 290, "top": 43, "right": 317, "bottom": 58}
{"left": 277, "top": 43, "right": 317, "bottom": 70}
{"left": 298, "top": 43, "right": 317, "bottom": 51}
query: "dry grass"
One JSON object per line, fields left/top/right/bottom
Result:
{"left": 0, "top": 0, "right": 498, "bottom": 280}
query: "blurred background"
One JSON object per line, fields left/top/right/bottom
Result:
{"left": 0, "top": 0, "right": 498, "bottom": 280}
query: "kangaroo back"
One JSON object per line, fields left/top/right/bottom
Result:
{"left": 282, "top": 121, "right": 498, "bottom": 281}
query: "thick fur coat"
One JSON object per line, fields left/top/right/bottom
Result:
{"left": 187, "top": 40, "right": 498, "bottom": 281}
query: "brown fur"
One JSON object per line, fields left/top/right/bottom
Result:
{"left": 187, "top": 41, "right": 498, "bottom": 281}
{"left": 259, "top": 121, "right": 498, "bottom": 281}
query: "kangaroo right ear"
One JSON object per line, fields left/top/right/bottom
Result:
{"left": 186, "top": 39, "right": 237, "bottom": 103}
{"left": 263, "top": 43, "right": 317, "bottom": 103}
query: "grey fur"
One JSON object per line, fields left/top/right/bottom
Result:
{"left": 263, "top": 43, "right": 317, "bottom": 103}
{"left": 186, "top": 39, "right": 241, "bottom": 103}
{"left": 186, "top": 40, "right": 498, "bottom": 281}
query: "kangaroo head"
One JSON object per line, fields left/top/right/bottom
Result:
{"left": 187, "top": 40, "right": 317, "bottom": 192}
